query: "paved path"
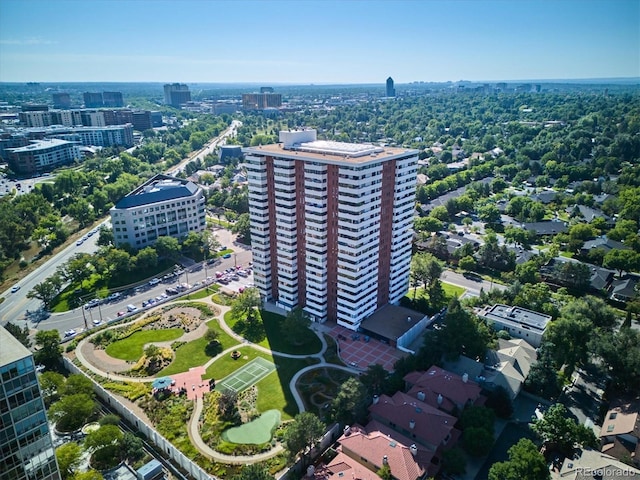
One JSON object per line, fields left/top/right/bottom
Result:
{"left": 73, "top": 294, "right": 357, "bottom": 464}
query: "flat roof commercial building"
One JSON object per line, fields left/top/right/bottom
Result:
{"left": 7, "top": 138, "right": 80, "bottom": 175}
{"left": 0, "top": 326, "right": 61, "bottom": 480}
{"left": 244, "top": 129, "right": 418, "bottom": 330}
{"left": 478, "top": 304, "right": 552, "bottom": 347}
{"left": 110, "top": 174, "right": 206, "bottom": 249}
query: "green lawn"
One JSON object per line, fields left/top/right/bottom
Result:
{"left": 224, "top": 310, "right": 322, "bottom": 355}
{"left": 204, "top": 346, "right": 318, "bottom": 420}
{"left": 221, "top": 409, "right": 280, "bottom": 444}
{"left": 105, "top": 329, "right": 183, "bottom": 361}
{"left": 441, "top": 282, "right": 466, "bottom": 298}
{"left": 159, "top": 319, "right": 240, "bottom": 376}
{"left": 183, "top": 288, "right": 218, "bottom": 300}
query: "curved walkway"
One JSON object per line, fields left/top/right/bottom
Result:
{"left": 72, "top": 295, "right": 342, "bottom": 464}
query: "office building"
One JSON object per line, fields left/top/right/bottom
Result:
{"left": 386, "top": 77, "right": 396, "bottom": 97}
{"left": 110, "top": 174, "right": 206, "bottom": 249}
{"left": 242, "top": 92, "right": 282, "bottom": 110}
{"left": 478, "top": 304, "right": 552, "bottom": 347}
{"left": 51, "top": 93, "right": 71, "bottom": 109}
{"left": 163, "top": 83, "right": 191, "bottom": 108}
{"left": 150, "top": 111, "right": 163, "bottom": 127}
{"left": 21, "top": 104, "right": 48, "bottom": 112}
{"left": 0, "top": 326, "right": 61, "bottom": 480}
{"left": 83, "top": 92, "right": 104, "bottom": 108}
{"left": 244, "top": 129, "right": 418, "bottom": 330}
{"left": 103, "top": 109, "right": 134, "bottom": 126}
{"left": 48, "top": 124, "right": 134, "bottom": 148}
{"left": 7, "top": 139, "right": 80, "bottom": 175}
{"left": 102, "top": 91, "right": 124, "bottom": 108}
{"left": 131, "top": 111, "right": 152, "bottom": 132}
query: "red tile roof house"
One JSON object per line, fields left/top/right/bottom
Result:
{"left": 368, "top": 391, "right": 461, "bottom": 473}
{"left": 600, "top": 398, "right": 640, "bottom": 469}
{"left": 404, "top": 365, "right": 485, "bottom": 415}
{"left": 309, "top": 450, "right": 385, "bottom": 480}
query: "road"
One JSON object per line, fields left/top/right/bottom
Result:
{"left": 0, "top": 222, "right": 107, "bottom": 325}
{"left": 441, "top": 269, "right": 507, "bottom": 296}
{"left": 0, "top": 121, "right": 242, "bottom": 333}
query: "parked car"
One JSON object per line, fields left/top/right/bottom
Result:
{"left": 64, "top": 329, "right": 76, "bottom": 337}
{"left": 222, "top": 253, "right": 231, "bottom": 259}
{"left": 127, "top": 304, "right": 138, "bottom": 312}
{"left": 10, "top": 285, "right": 20, "bottom": 293}
{"left": 148, "top": 278, "right": 160, "bottom": 286}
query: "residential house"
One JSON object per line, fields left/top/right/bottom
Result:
{"left": 522, "top": 220, "right": 568, "bottom": 236}
{"left": 477, "top": 304, "right": 552, "bottom": 348}
{"left": 600, "top": 398, "right": 640, "bottom": 468}
{"left": 368, "top": 391, "right": 460, "bottom": 454}
{"left": 404, "top": 366, "right": 484, "bottom": 414}
{"left": 581, "top": 236, "right": 629, "bottom": 255}
{"left": 609, "top": 275, "right": 640, "bottom": 303}
{"left": 554, "top": 448, "right": 640, "bottom": 480}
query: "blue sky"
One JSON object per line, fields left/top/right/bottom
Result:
{"left": 1, "top": 0, "right": 638, "bottom": 83}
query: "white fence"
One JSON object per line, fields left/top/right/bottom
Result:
{"left": 63, "top": 358, "right": 215, "bottom": 480}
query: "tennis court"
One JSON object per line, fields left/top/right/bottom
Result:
{"left": 215, "top": 357, "right": 276, "bottom": 393}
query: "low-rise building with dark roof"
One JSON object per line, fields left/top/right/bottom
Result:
{"left": 609, "top": 275, "right": 640, "bottom": 303}
{"left": 600, "top": 398, "right": 640, "bottom": 470}
{"left": 522, "top": 220, "right": 568, "bottom": 236}
{"left": 581, "top": 236, "right": 629, "bottom": 254}
{"left": 110, "top": 174, "right": 206, "bottom": 249}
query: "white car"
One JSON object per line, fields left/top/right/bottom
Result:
{"left": 10, "top": 285, "right": 20, "bottom": 293}
{"left": 148, "top": 278, "right": 160, "bottom": 286}
{"left": 64, "top": 329, "right": 76, "bottom": 337}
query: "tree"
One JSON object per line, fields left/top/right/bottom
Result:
{"left": 56, "top": 443, "right": 83, "bottom": 479}
{"left": 34, "top": 330, "right": 62, "bottom": 365}
{"left": 359, "top": 364, "right": 389, "bottom": 397}
{"left": 28, "top": 274, "right": 63, "bottom": 309}
{"left": 459, "top": 255, "right": 477, "bottom": 271}
{"left": 120, "top": 433, "right": 145, "bottom": 463}
{"left": 488, "top": 438, "right": 549, "bottom": 480}
{"left": 442, "top": 447, "right": 467, "bottom": 475}
{"left": 39, "top": 371, "right": 65, "bottom": 407}
{"left": 49, "top": 394, "right": 96, "bottom": 432}
{"left": 376, "top": 464, "right": 393, "bottom": 480}
{"left": 71, "top": 471, "right": 104, "bottom": 480}
{"left": 205, "top": 328, "right": 219, "bottom": 344}
{"left": 463, "top": 427, "right": 494, "bottom": 456}
{"left": 154, "top": 236, "right": 181, "bottom": 261}
{"left": 590, "top": 327, "right": 640, "bottom": 392}
{"left": 330, "top": 377, "right": 369, "bottom": 425}
{"left": 63, "top": 374, "right": 95, "bottom": 397}
{"left": 460, "top": 405, "right": 495, "bottom": 432}
{"left": 134, "top": 247, "right": 158, "bottom": 270}
{"left": 84, "top": 425, "right": 123, "bottom": 465}
{"left": 230, "top": 288, "right": 261, "bottom": 323}
{"left": 281, "top": 307, "right": 311, "bottom": 346}
{"left": 531, "top": 403, "right": 598, "bottom": 456}
{"left": 439, "top": 298, "right": 492, "bottom": 360}
{"left": 231, "top": 464, "right": 273, "bottom": 480}
{"left": 283, "top": 412, "right": 325, "bottom": 466}
{"left": 604, "top": 249, "right": 639, "bottom": 277}
{"left": 217, "top": 390, "right": 240, "bottom": 424}
{"left": 485, "top": 386, "right": 514, "bottom": 419}
{"left": 4, "top": 322, "right": 31, "bottom": 348}
{"left": 231, "top": 212, "right": 251, "bottom": 242}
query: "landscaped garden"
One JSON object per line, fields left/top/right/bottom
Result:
{"left": 105, "top": 329, "right": 183, "bottom": 361}
{"left": 297, "top": 367, "right": 353, "bottom": 418}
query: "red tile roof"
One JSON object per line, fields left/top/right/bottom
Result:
{"left": 405, "top": 366, "right": 483, "bottom": 411}
{"left": 338, "top": 426, "right": 432, "bottom": 480}
{"left": 309, "top": 451, "right": 383, "bottom": 480}
{"left": 369, "top": 391, "right": 459, "bottom": 450}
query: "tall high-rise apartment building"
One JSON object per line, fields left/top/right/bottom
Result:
{"left": 244, "top": 130, "right": 418, "bottom": 330}
{"left": 0, "top": 326, "right": 61, "bottom": 480}
{"left": 51, "top": 93, "right": 71, "bottom": 109}
{"left": 163, "top": 84, "right": 191, "bottom": 108}
{"left": 386, "top": 77, "right": 396, "bottom": 97}
{"left": 102, "top": 91, "right": 124, "bottom": 108}
{"left": 83, "top": 92, "right": 104, "bottom": 108}
{"left": 242, "top": 93, "right": 282, "bottom": 110}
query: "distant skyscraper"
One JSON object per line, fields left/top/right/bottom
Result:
{"left": 386, "top": 77, "right": 396, "bottom": 97}
{"left": 0, "top": 326, "right": 61, "bottom": 480}
{"left": 102, "top": 91, "right": 124, "bottom": 107}
{"left": 244, "top": 129, "right": 418, "bottom": 330}
{"left": 83, "top": 92, "right": 104, "bottom": 108}
{"left": 242, "top": 92, "right": 282, "bottom": 110}
{"left": 163, "top": 83, "right": 191, "bottom": 108}
{"left": 52, "top": 93, "right": 71, "bottom": 109}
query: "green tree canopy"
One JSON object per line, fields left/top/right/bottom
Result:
{"left": 531, "top": 403, "right": 598, "bottom": 456}
{"left": 488, "top": 438, "right": 549, "bottom": 480}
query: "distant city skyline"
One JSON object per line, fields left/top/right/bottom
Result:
{"left": 0, "top": 0, "right": 638, "bottom": 84}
